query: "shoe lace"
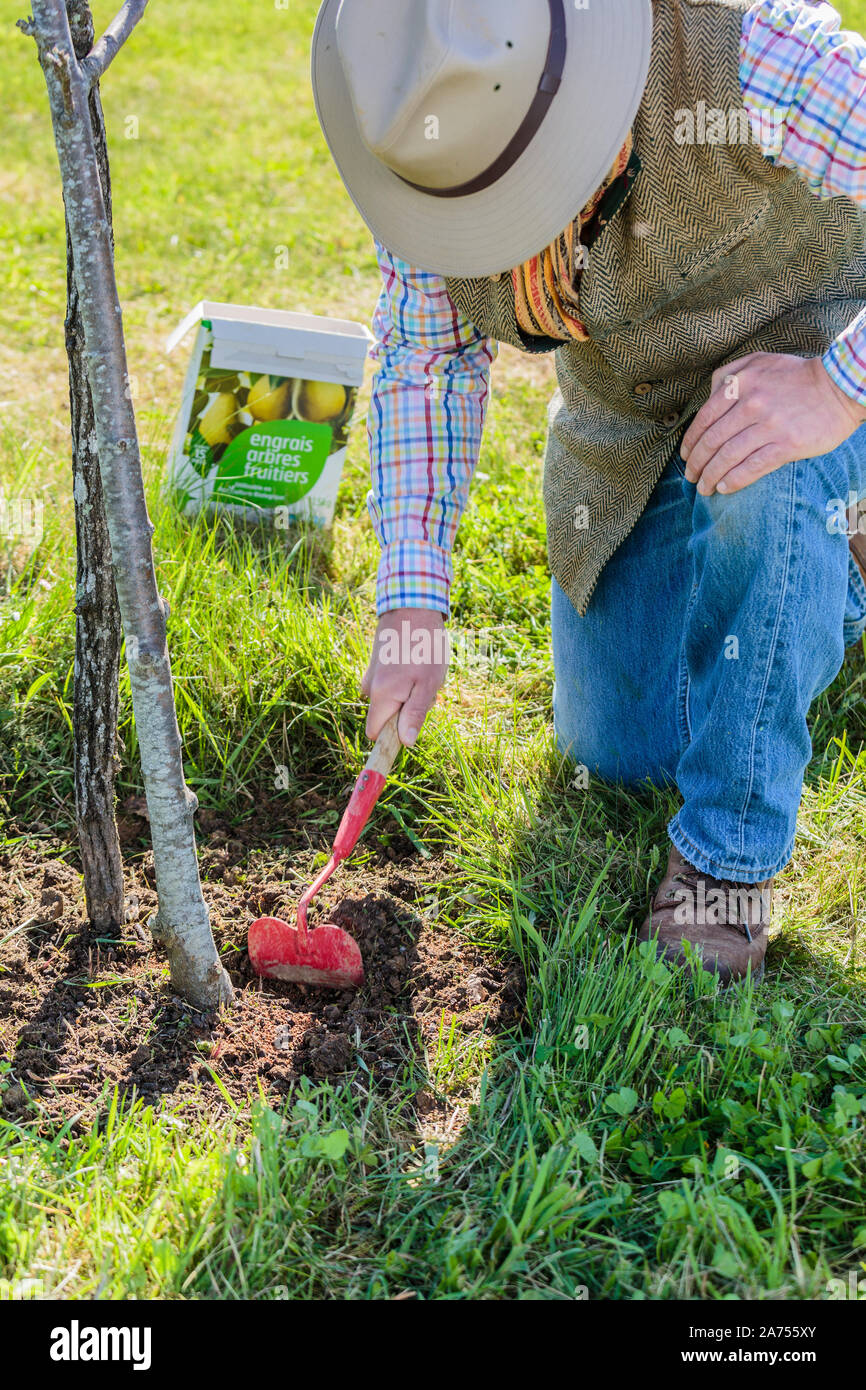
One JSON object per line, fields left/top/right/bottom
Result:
{"left": 670, "top": 864, "right": 755, "bottom": 943}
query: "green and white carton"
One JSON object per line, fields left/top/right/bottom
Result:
{"left": 165, "top": 301, "right": 372, "bottom": 528}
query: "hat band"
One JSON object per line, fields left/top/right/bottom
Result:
{"left": 398, "top": 0, "right": 567, "bottom": 200}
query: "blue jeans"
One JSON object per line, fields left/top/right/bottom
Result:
{"left": 552, "top": 433, "right": 866, "bottom": 884}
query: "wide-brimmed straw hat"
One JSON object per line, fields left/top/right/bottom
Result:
{"left": 311, "top": 0, "right": 653, "bottom": 277}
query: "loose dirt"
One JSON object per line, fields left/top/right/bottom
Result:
{"left": 0, "top": 806, "right": 524, "bottom": 1129}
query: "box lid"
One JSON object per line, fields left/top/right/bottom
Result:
{"left": 166, "top": 300, "right": 373, "bottom": 363}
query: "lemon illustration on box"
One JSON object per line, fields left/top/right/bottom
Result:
{"left": 166, "top": 302, "right": 372, "bottom": 527}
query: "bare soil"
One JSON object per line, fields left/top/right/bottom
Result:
{"left": 0, "top": 802, "right": 524, "bottom": 1130}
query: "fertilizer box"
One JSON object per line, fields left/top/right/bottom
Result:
{"left": 165, "top": 301, "right": 372, "bottom": 528}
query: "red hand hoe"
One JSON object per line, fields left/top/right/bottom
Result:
{"left": 248, "top": 715, "right": 402, "bottom": 989}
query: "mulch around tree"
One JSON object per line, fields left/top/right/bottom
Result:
{"left": 0, "top": 804, "right": 524, "bottom": 1130}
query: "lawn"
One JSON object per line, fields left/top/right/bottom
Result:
{"left": 1, "top": 0, "right": 866, "bottom": 1301}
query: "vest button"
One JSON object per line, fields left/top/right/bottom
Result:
{"left": 662, "top": 412, "right": 679, "bottom": 428}
{"left": 633, "top": 382, "right": 652, "bottom": 396}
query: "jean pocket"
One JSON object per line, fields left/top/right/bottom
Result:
{"left": 670, "top": 413, "right": 698, "bottom": 481}
{"left": 670, "top": 448, "right": 689, "bottom": 481}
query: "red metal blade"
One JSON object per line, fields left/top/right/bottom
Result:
{"left": 248, "top": 915, "right": 364, "bottom": 989}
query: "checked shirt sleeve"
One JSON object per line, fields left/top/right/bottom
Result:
{"left": 367, "top": 241, "right": 497, "bottom": 618}
{"left": 741, "top": 0, "right": 866, "bottom": 405}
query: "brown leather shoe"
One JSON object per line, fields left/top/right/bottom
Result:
{"left": 639, "top": 845, "right": 772, "bottom": 984}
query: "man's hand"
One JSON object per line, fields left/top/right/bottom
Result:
{"left": 680, "top": 353, "right": 866, "bottom": 496}
{"left": 361, "top": 607, "right": 448, "bottom": 746}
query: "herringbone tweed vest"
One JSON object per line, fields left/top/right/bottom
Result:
{"left": 445, "top": 0, "right": 866, "bottom": 615}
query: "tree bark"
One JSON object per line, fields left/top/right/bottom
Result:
{"left": 66, "top": 0, "right": 124, "bottom": 933}
{"left": 23, "top": 0, "right": 233, "bottom": 1008}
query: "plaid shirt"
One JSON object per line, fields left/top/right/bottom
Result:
{"left": 368, "top": 0, "right": 866, "bottom": 617}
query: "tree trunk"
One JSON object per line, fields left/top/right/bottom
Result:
{"left": 66, "top": 0, "right": 124, "bottom": 932}
{"left": 24, "top": 0, "right": 233, "bottom": 1008}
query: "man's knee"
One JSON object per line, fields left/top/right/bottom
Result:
{"left": 554, "top": 697, "right": 679, "bottom": 789}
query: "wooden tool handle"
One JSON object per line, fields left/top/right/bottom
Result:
{"left": 329, "top": 716, "right": 403, "bottom": 866}
{"left": 365, "top": 713, "right": 401, "bottom": 777}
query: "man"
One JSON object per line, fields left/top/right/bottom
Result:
{"left": 312, "top": 0, "right": 866, "bottom": 982}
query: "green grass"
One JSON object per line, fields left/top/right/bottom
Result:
{"left": 2, "top": 0, "right": 866, "bottom": 1301}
